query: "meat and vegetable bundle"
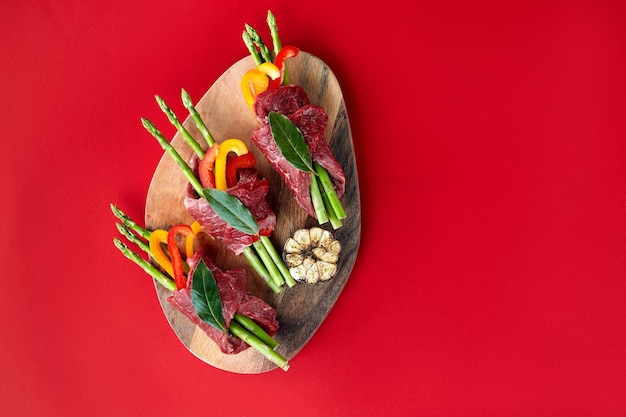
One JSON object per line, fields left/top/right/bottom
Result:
{"left": 169, "top": 249, "right": 279, "bottom": 355}
{"left": 251, "top": 86, "right": 346, "bottom": 224}
{"left": 240, "top": 18, "right": 348, "bottom": 229}
{"left": 141, "top": 92, "right": 295, "bottom": 294}
{"left": 111, "top": 204, "right": 289, "bottom": 370}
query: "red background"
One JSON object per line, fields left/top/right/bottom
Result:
{"left": 3, "top": 0, "right": 626, "bottom": 416}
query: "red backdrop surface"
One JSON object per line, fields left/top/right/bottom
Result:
{"left": 3, "top": 0, "right": 626, "bottom": 416}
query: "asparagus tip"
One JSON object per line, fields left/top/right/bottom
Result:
{"left": 110, "top": 203, "right": 128, "bottom": 221}
{"left": 155, "top": 94, "right": 165, "bottom": 108}
{"left": 113, "top": 237, "right": 127, "bottom": 252}
{"left": 181, "top": 88, "right": 192, "bottom": 107}
{"left": 115, "top": 222, "right": 133, "bottom": 240}
{"left": 141, "top": 117, "right": 158, "bottom": 135}
{"left": 245, "top": 24, "right": 264, "bottom": 44}
{"left": 155, "top": 95, "right": 178, "bottom": 124}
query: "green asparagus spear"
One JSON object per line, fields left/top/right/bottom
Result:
{"left": 320, "top": 187, "right": 342, "bottom": 229}
{"left": 181, "top": 89, "right": 215, "bottom": 148}
{"left": 110, "top": 203, "right": 151, "bottom": 240}
{"left": 116, "top": 222, "right": 150, "bottom": 254}
{"left": 114, "top": 238, "right": 177, "bottom": 291}
{"left": 310, "top": 173, "right": 329, "bottom": 225}
{"left": 315, "top": 163, "right": 346, "bottom": 219}
{"left": 245, "top": 24, "right": 273, "bottom": 63}
{"left": 253, "top": 240, "right": 285, "bottom": 288}
{"left": 266, "top": 10, "right": 282, "bottom": 54}
{"left": 242, "top": 31, "right": 263, "bottom": 66}
{"left": 233, "top": 313, "right": 278, "bottom": 349}
{"left": 155, "top": 95, "right": 205, "bottom": 158}
{"left": 141, "top": 117, "right": 204, "bottom": 196}
{"left": 243, "top": 247, "right": 282, "bottom": 294}
{"left": 260, "top": 236, "right": 296, "bottom": 287}
{"left": 266, "top": 10, "right": 290, "bottom": 84}
{"left": 229, "top": 321, "right": 289, "bottom": 371}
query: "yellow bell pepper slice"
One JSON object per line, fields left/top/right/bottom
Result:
{"left": 214, "top": 139, "right": 249, "bottom": 190}
{"left": 185, "top": 221, "right": 204, "bottom": 259}
{"left": 241, "top": 62, "right": 280, "bottom": 111}
{"left": 149, "top": 229, "right": 174, "bottom": 278}
{"left": 258, "top": 62, "right": 281, "bottom": 79}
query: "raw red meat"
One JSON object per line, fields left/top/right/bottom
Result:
{"left": 184, "top": 157, "right": 276, "bottom": 255}
{"left": 251, "top": 86, "right": 346, "bottom": 218}
{"left": 167, "top": 248, "right": 279, "bottom": 354}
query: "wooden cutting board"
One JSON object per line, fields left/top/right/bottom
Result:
{"left": 144, "top": 52, "right": 361, "bottom": 373}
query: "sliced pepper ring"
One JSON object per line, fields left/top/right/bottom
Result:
{"left": 269, "top": 45, "right": 299, "bottom": 89}
{"left": 241, "top": 62, "right": 280, "bottom": 112}
{"left": 149, "top": 229, "right": 174, "bottom": 278}
{"left": 185, "top": 221, "right": 204, "bottom": 259}
{"left": 199, "top": 143, "right": 219, "bottom": 189}
{"left": 214, "top": 138, "right": 249, "bottom": 190}
{"left": 167, "top": 224, "right": 195, "bottom": 290}
{"left": 226, "top": 152, "right": 256, "bottom": 188}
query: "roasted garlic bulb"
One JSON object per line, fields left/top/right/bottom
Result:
{"left": 283, "top": 227, "right": 341, "bottom": 284}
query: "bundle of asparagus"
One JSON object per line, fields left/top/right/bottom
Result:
{"left": 241, "top": 11, "right": 347, "bottom": 229}
{"left": 142, "top": 91, "right": 295, "bottom": 293}
{"left": 111, "top": 204, "right": 289, "bottom": 370}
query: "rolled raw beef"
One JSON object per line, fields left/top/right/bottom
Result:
{"left": 167, "top": 248, "right": 279, "bottom": 354}
{"left": 251, "top": 86, "right": 346, "bottom": 218}
{"left": 184, "top": 156, "right": 276, "bottom": 255}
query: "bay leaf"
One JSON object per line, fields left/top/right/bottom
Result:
{"left": 268, "top": 112, "right": 314, "bottom": 173}
{"left": 191, "top": 259, "right": 226, "bottom": 332}
{"left": 203, "top": 188, "right": 260, "bottom": 236}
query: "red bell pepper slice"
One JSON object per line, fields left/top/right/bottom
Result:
{"left": 269, "top": 45, "right": 299, "bottom": 89}
{"left": 167, "top": 224, "right": 195, "bottom": 290}
{"left": 198, "top": 143, "right": 219, "bottom": 189}
{"left": 226, "top": 152, "right": 256, "bottom": 188}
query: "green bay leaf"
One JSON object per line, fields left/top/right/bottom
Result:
{"left": 191, "top": 259, "right": 226, "bottom": 332}
{"left": 268, "top": 112, "right": 314, "bottom": 173}
{"left": 203, "top": 188, "right": 259, "bottom": 236}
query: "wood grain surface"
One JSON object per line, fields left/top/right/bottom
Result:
{"left": 145, "top": 52, "right": 361, "bottom": 373}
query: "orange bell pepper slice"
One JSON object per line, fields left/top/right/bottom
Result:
{"left": 241, "top": 62, "right": 280, "bottom": 111}
{"left": 185, "top": 221, "right": 204, "bottom": 259}
{"left": 149, "top": 229, "right": 174, "bottom": 278}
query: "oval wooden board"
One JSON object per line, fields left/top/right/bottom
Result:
{"left": 145, "top": 52, "right": 361, "bottom": 373}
